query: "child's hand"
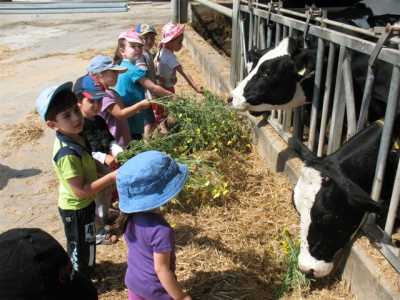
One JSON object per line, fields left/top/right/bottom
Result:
{"left": 105, "top": 155, "right": 119, "bottom": 169}
{"left": 140, "top": 99, "right": 152, "bottom": 109}
{"left": 180, "top": 295, "right": 192, "bottom": 300}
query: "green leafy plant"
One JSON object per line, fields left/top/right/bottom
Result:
{"left": 117, "top": 92, "right": 251, "bottom": 206}
{"left": 275, "top": 230, "right": 311, "bottom": 298}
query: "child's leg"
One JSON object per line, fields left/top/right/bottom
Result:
{"left": 59, "top": 202, "right": 96, "bottom": 278}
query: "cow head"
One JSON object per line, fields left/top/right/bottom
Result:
{"left": 293, "top": 163, "right": 380, "bottom": 277}
{"left": 229, "top": 37, "right": 315, "bottom": 112}
{"left": 293, "top": 122, "right": 386, "bottom": 277}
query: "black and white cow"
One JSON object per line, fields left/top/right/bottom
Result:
{"left": 293, "top": 120, "right": 398, "bottom": 277}
{"left": 230, "top": 37, "right": 311, "bottom": 112}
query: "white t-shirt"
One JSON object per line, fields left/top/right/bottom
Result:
{"left": 156, "top": 48, "right": 180, "bottom": 88}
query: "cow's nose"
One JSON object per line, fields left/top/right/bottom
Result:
{"left": 227, "top": 96, "right": 233, "bottom": 104}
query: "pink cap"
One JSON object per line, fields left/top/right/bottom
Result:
{"left": 118, "top": 30, "right": 144, "bottom": 45}
{"left": 160, "top": 22, "right": 185, "bottom": 45}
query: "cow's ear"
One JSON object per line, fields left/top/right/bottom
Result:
{"left": 287, "top": 37, "right": 303, "bottom": 57}
{"left": 347, "top": 194, "right": 381, "bottom": 213}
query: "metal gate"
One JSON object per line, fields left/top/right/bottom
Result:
{"left": 188, "top": 0, "right": 400, "bottom": 273}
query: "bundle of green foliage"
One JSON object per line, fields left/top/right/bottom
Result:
{"left": 118, "top": 92, "right": 251, "bottom": 161}
{"left": 117, "top": 92, "right": 251, "bottom": 207}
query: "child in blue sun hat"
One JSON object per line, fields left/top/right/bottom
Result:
{"left": 116, "top": 151, "right": 192, "bottom": 300}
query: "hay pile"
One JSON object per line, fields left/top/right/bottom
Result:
{"left": 0, "top": 112, "right": 43, "bottom": 156}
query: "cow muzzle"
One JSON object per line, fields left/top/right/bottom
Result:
{"left": 298, "top": 249, "right": 334, "bottom": 278}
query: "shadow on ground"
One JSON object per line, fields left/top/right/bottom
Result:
{"left": 0, "top": 163, "right": 41, "bottom": 190}
{"left": 94, "top": 260, "right": 127, "bottom": 295}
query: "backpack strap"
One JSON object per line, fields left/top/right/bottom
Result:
{"left": 53, "top": 132, "right": 86, "bottom": 164}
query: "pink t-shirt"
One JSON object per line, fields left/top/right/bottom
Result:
{"left": 99, "top": 89, "right": 131, "bottom": 147}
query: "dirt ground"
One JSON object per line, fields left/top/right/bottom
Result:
{"left": 0, "top": 2, "right": 356, "bottom": 299}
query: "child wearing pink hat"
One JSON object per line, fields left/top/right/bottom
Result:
{"left": 154, "top": 22, "right": 203, "bottom": 133}
{"left": 156, "top": 22, "right": 203, "bottom": 94}
{"left": 113, "top": 30, "right": 173, "bottom": 140}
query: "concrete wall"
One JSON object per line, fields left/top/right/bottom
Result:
{"left": 183, "top": 25, "right": 400, "bottom": 300}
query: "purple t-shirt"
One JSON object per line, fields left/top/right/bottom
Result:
{"left": 99, "top": 89, "right": 131, "bottom": 147}
{"left": 125, "top": 212, "right": 176, "bottom": 300}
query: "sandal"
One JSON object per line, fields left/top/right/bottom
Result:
{"left": 99, "top": 233, "right": 118, "bottom": 245}
{"left": 96, "top": 227, "right": 118, "bottom": 245}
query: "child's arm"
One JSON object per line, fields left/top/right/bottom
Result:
{"left": 154, "top": 252, "right": 191, "bottom": 300}
{"left": 108, "top": 100, "right": 152, "bottom": 120}
{"left": 176, "top": 65, "right": 203, "bottom": 94}
{"left": 139, "top": 78, "right": 175, "bottom": 97}
{"left": 67, "top": 171, "right": 116, "bottom": 199}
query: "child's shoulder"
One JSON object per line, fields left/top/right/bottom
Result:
{"left": 133, "top": 212, "right": 170, "bottom": 228}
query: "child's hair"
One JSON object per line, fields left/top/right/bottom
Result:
{"left": 74, "top": 92, "right": 84, "bottom": 102}
{"left": 113, "top": 38, "right": 126, "bottom": 65}
{"left": 46, "top": 90, "right": 77, "bottom": 121}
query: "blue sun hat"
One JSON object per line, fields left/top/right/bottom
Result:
{"left": 117, "top": 151, "right": 188, "bottom": 213}
{"left": 36, "top": 82, "right": 73, "bottom": 121}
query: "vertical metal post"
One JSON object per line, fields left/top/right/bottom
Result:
{"left": 327, "top": 45, "right": 346, "bottom": 154}
{"left": 342, "top": 52, "right": 357, "bottom": 139}
{"left": 171, "top": 0, "right": 179, "bottom": 23}
{"left": 317, "top": 42, "right": 336, "bottom": 157}
{"left": 385, "top": 159, "right": 400, "bottom": 236}
{"left": 230, "top": 0, "right": 241, "bottom": 87}
{"left": 171, "top": 0, "right": 188, "bottom": 23}
{"left": 267, "top": 25, "right": 272, "bottom": 48}
{"left": 248, "top": 1, "right": 254, "bottom": 48}
{"left": 308, "top": 37, "right": 325, "bottom": 151}
{"left": 275, "top": 23, "right": 281, "bottom": 46}
{"left": 357, "top": 66, "right": 375, "bottom": 132}
{"left": 283, "top": 26, "right": 288, "bottom": 38}
{"left": 239, "top": 18, "right": 249, "bottom": 74}
{"left": 259, "top": 19, "right": 266, "bottom": 49}
{"left": 371, "top": 64, "right": 400, "bottom": 201}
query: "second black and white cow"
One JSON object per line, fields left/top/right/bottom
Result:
{"left": 293, "top": 120, "right": 398, "bottom": 277}
{"left": 230, "top": 37, "right": 311, "bottom": 112}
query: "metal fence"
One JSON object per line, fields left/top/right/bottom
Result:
{"left": 187, "top": 0, "right": 400, "bottom": 272}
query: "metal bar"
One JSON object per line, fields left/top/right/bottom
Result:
{"left": 277, "top": 110, "right": 283, "bottom": 124}
{"left": 317, "top": 42, "right": 336, "bottom": 157}
{"left": 240, "top": 4, "right": 380, "bottom": 39}
{"left": 282, "top": 25, "right": 288, "bottom": 38}
{"left": 239, "top": 6, "right": 400, "bottom": 67}
{"left": 327, "top": 45, "right": 346, "bottom": 155}
{"left": 172, "top": 0, "right": 179, "bottom": 23}
{"left": 308, "top": 37, "right": 325, "bottom": 151}
{"left": 239, "top": 18, "right": 249, "bottom": 73}
{"left": 193, "top": 0, "right": 232, "bottom": 17}
{"left": 342, "top": 53, "right": 357, "bottom": 139}
{"left": 230, "top": 0, "right": 241, "bottom": 87}
{"left": 266, "top": 25, "right": 272, "bottom": 48}
{"left": 293, "top": 107, "right": 303, "bottom": 141}
{"left": 357, "top": 66, "right": 375, "bottom": 132}
{"left": 0, "top": 2, "right": 128, "bottom": 9}
{"left": 248, "top": 6, "right": 254, "bottom": 48}
{"left": 283, "top": 109, "right": 293, "bottom": 131}
{"left": 275, "top": 23, "right": 281, "bottom": 46}
{"left": 385, "top": 159, "right": 400, "bottom": 235}
{"left": 259, "top": 19, "right": 266, "bottom": 49}
{"left": 0, "top": 7, "right": 128, "bottom": 14}
{"left": 371, "top": 65, "right": 400, "bottom": 201}
{"left": 310, "top": 26, "right": 400, "bottom": 67}
{"left": 255, "top": 15, "right": 261, "bottom": 48}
